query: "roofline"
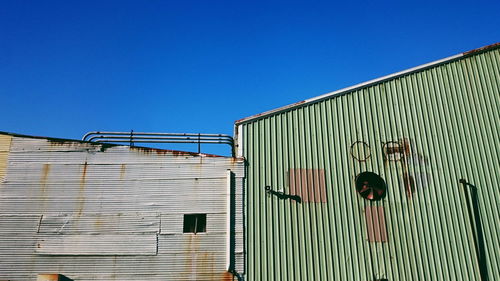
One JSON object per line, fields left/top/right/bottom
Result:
{"left": 235, "top": 42, "right": 500, "bottom": 125}
{"left": 0, "top": 131, "right": 98, "bottom": 145}
{"left": 0, "top": 131, "right": 230, "bottom": 158}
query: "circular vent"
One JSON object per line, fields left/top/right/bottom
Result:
{"left": 350, "top": 141, "right": 371, "bottom": 162}
{"left": 355, "top": 172, "right": 387, "bottom": 201}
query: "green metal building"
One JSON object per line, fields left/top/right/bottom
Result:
{"left": 234, "top": 43, "right": 499, "bottom": 281}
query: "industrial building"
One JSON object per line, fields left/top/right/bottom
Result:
{"left": 0, "top": 133, "right": 244, "bottom": 280}
{"left": 234, "top": 42, "right": 499, "bottom": 281}
{"left": 1, "top": 43, "right": 499, "bottom": 280}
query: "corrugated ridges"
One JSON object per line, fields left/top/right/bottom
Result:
{"left": 0, "top": 136, "right": 244, "bottom": 280}
{"left": 241, "top": 47, "right": 499, "bottom": 280}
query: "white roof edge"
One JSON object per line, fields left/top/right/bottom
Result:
{"left": 235, "top": 42, "right": 499, "bottom": 125}
{"left": 302, "top": 53, "right": 463, "bottom": 104}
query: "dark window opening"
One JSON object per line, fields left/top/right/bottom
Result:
{"left": 183, "top": 214, "right": 206, "bottom": 234}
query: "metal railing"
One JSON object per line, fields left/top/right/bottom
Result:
{"left": 82, "top": 131, "right": 234, "bottom": 156}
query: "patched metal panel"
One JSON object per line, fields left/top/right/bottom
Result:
{"left": 238, "top": 46, "right": 500, "bottom": 280}
{"left": 0, "top": 215, "right": 41, "bottom": 234}
{"left": 365, "top": 206, "right": 387, "bottom": 242}
{"left": 38, "top": 213, "right": 160, "bottom": 234}
{"left": 0, "top": 134, "right": 244, "bottom": 280}
{"left": 288, "top": 168, "right": 326, "bottom": 203}
{"left": 35, "top": 234, "right": 158, "bottom": 256}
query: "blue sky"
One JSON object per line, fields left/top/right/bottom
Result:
{"left": 1, "top": 0, "right": 499, "bottom": 155}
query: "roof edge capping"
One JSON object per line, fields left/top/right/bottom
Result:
{"left": 235, "top": 42, "right": 500, "bottom": 125}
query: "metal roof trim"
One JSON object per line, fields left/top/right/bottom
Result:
{"left": 235, "top": 42, "right": 500, "bottom": 125}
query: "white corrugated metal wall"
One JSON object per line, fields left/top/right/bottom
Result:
{"left": 0, "top": 134, "right": 244, "bottom": 281}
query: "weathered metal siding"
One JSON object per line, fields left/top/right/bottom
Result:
{"left": 0, "top": 135, "right": 244, "bottom": 280}
{"left": 238, "top": 47, "right": 499, "bottom": 280}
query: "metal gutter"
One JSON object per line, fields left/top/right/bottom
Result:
{"left": 234, "top": 42, "right": 500, "bottom": 125}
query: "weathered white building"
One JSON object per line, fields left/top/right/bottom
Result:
{"left": 0, "top": 132, "right": 244, "bottom": 280}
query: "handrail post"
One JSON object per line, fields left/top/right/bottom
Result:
{"left": 198, "top": 133, "right": 201, "bottom": 154}
{"left": 129, "top": 130, "right": 134, "bottom": 147}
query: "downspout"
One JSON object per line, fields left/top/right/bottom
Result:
{"left": 227, "top": 169, "right": 243, "bottom": 280}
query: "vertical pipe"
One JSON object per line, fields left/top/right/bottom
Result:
{"left": 129, "top": 130, "right": 134, "bottom": 147}
{"left": 198, "top": 133, "right": 201, "bottom": 154}
{"left": 227, "top": 169, "right": 232, "bottom": 271}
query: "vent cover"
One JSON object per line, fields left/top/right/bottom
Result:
{"left": 355, "top": 172, "right": 387, "bottom": 201}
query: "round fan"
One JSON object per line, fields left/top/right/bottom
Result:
{"left": 355, "top": 172, "right": 387, "bottom": 201}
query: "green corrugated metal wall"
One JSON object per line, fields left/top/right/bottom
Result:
{"left": 239, "top": 46, "right": 499, "bottom": 280}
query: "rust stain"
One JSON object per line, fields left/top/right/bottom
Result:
{"left": 39, "top": 164, "right": 51, "bottom": 214}
{"left": 463, "top": 42, "right": 500, "bottom": 55}
{"left": 197, "top": 252, "right": 215, "bottom": 280}
{"left": 130, "top": 146, "right": 223, "bottom": 157}
{"left": 77, "top": 162, "right": 88, "bottom": 216}
{"left": 94, "top": 217, "right": 103, "bottom": 228}
{"left": 383, "top": 141, "right": 404, "bottom": 161}
{"left": 184, "top": 234, "right": 197, "bottom": 280}
{"left": 47, "top": 139, "right": 76, "bottom": 146}
{"left": 383, "top": 139, "right": 412, "bottom": 161}
{"left": 37, "top": 274, "right": 74, "bottom": 281}
{"left": 36, "top": 274, "right": 60, "bottom": 281}
{"left": 403, "top": 173, "right": 416, "bottom": 197}
{"left": 40, "top": 164, "right": 51, "bottom": 194}
{"left": 120, "top": 164, "right": 126, "bottom": 180}
{"left": 80, "top": 162, "right": 88, "bottom": 184}
{"left": 401, "top": 138, "right": 412, "bottom": 156}
{"left": 221, "top": 271, "right": 234, "bottom": 281}
{"left": 47, "top": 136, "right": 116, "bottom": 152}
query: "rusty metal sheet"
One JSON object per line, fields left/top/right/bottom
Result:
{"left": 365, "top": 206, "right": 388, "bottom": 242}
{"left": 288, "top": 168, "right": 326, "bottom": 203}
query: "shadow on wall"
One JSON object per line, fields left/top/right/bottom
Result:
{"left": 460, "top": 179, "right": 489, "bottom": 281}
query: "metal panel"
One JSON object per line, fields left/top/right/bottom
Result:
{"left": 38, "top": 213, "right": 160, "bottom": 234}
{"left": 0, "top": 135, "right": 244, "bottom": 280}
{"left": 239, "top": 46, "right": 500, "bottom": 280}
{"left": 35, "top": 234, "right": 158, "bottom": 256}
{"left": 0, "top": 134, "right": 12, "bottom": 181}
{"left": 288, "top": 169, "right": 326, "bottom": 203}
{"left": 365, "top": 206, "right": 387, "bottom": 242}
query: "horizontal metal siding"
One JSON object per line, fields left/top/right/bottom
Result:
{"left": 0, "top": 136, "right": 244, "bottom": 280}
{"left": 242, "top": 48, "right": 500, "bottom": 280}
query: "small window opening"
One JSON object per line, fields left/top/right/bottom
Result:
{"left": 183, "top": 214, "right": 206, "bottom": 234}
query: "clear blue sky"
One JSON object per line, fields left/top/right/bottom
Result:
{"left": 1, "top": 0, "right": 499, "bottom": 155}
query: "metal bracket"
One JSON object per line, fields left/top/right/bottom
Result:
{"left": 264, "top": 186, "right": 302, "bottom": 203}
